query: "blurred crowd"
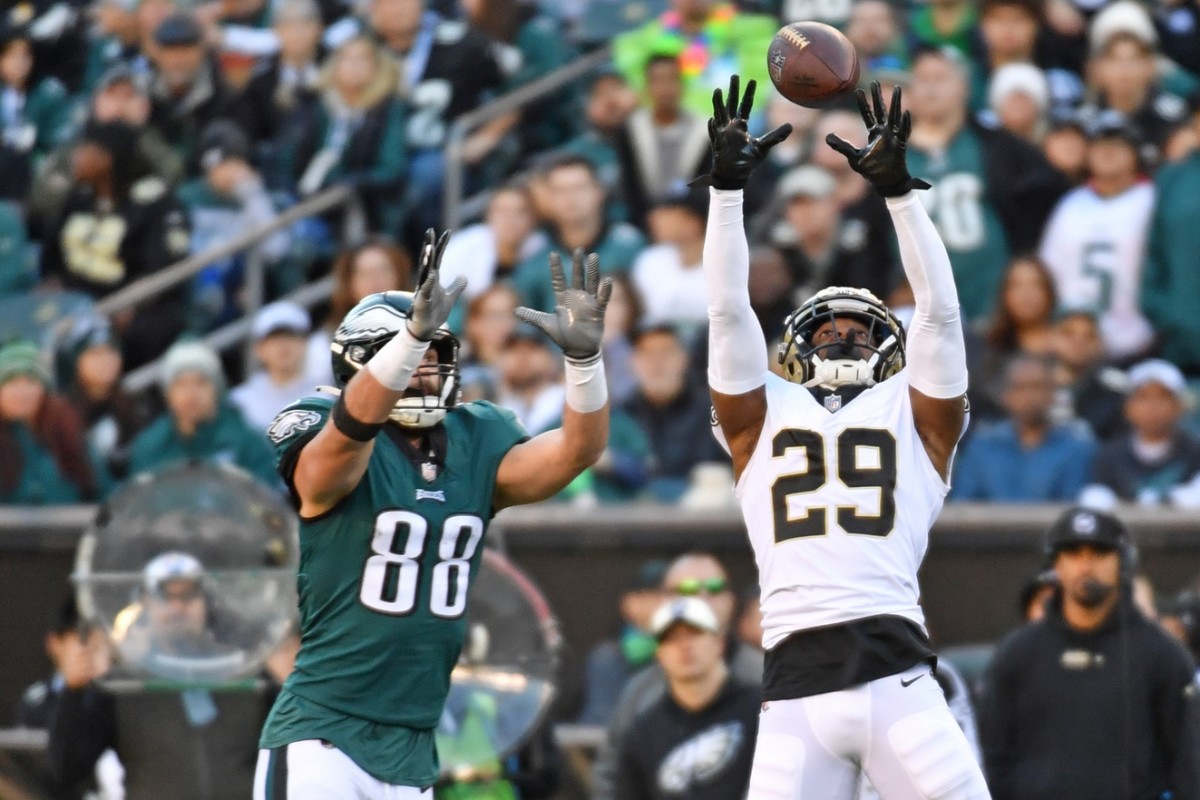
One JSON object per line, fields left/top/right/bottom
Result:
{"left": 1, "top": 0, "right": 1199, "bottom": 512}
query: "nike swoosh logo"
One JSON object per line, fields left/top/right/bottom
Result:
{"left": 900, "top": 673, "right": 926, "bottom": 688}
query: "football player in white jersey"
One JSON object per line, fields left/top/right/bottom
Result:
{"left": 700, "top": 77, "right": 991, "bottom": 799}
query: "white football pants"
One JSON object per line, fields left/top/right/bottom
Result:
{"left": 747, "top": 663, "right": 991, "bottom": 800}
{"left": 254, "top": 739, "right": 433, "bottom": 800}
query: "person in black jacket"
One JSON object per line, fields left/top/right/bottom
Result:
{"left": 615, "top": 596, "right": 760, "bottom": 800}
{"left": 979, "top": 507, "right": 1200, "bottom": 800}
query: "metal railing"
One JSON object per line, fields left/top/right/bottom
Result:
{"left": 443, "top": 44, "right": 614, "bottom": 230}
{"left": 84, "top": 184, "right": 365, "bottom": 387}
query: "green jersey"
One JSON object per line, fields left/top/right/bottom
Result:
{"left": 907, "top": 129, "right": 1011, "bottom": 322}
{"left": 259, "top": 395, "right": 527, "bottom": 786}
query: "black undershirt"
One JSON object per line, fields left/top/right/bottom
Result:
{"left": 762, "top": 615, "right": 935, "bottom": 701}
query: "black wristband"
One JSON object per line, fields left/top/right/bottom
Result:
{"left": 332, "top": 393, "right": 384, "bottom": 442}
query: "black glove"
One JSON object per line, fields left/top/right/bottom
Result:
{"left": 826, "top": 81, "right": 931, "bottom": 198}
{"left": 408, "top": 228, "right": 467, "bottom": 341}
{"left": 701, "top": 74, "right": 793, "bottom": 191}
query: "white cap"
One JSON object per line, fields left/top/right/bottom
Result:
{"left": 1090, "top": 1, "right": 1157, "bottom": 54}
{"left": 1127, "top": 359, "right": 1188, "bottom": 398}
{"left": 988, "top": 63, "right": 1050, "bottom": 114}
{"left": 252, "top": 301, "right": 311, "bottom": 339}
{"left": 142, "top": 551, "right": 205, "bottom": 593}
{"left": 650, "top": 596, "right": 720, "bottom": 640}
{"left": 160, "top": 340, "right": 224, "bottom": 392}
{"left": 779, "top": 165, "right": 837, "bottom": 201}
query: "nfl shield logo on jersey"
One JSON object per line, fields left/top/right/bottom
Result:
{"left": 421, "top": 461, "right": 438, "bottom": 482}
{"left": 824, "top": 394, "right": 842, "bottom": 412}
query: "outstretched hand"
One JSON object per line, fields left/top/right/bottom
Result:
{"left": 703, "top": 74, "right": 793, "bottom": 191}
{"left": 826, "top": 81, "right": 930, "bottom": 198}
{"left": 515, "top": 249, "right": 612, "bottom": 362}
{"left": 408, "top": 228, "right": 467, "bottom": 341}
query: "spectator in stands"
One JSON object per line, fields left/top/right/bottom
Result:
{"left": 811, "top": 109, "right": 896, "bottom": 253}
{"left": 623, "top": 326, "right": 723, "bottom": 502}
{"left": 1041, "top": 112, "right": 1090, "bottom": 185}
{"left": 846, "top": 0, "right": 909, "bottom": 75}
{"left": 1084, "top": 4, "right": 1192, "bottom": 165}
{"left": 555, "top": 68, "right": 639, "bottom": 205}
{"left": 630, "top": 185, "right": 708, "bottom": 342}
{"left": 276, "top": 34, "right": 407, "bottom": 235}
{"left": 908, "top": 0, "right": 977, "bottom": 55}
{"left": 771, "top": 164, "right": 897, "bottom": 303}
{"left": 128, "top": 340, "right": 278, "bottom": 486}
{"left": 0, "top": 340, "right": 101, "bottom": 505}
{"left": 146, "top": 10, "right": 236, "bottom": 172}
{"left": 1039, "top": 111, "right": 1155, "bottom": 363}
{"left": 975, "top": 0, "right": 1080, "bottom": 113}
{"left": 47, "top": 554, "right": 276, "bottom": 800}
{"left": 306, "top": 237, "right": 412, "bottom": 385}
{"left": 0, "top": 199, "right": 32, "bottom": 296}
{"left": 975, "top": 256, "right": 1058, "bottom": 415}
{"left": 592, "top": 551, "right": 763, "bottom": 800}
{"left": 40, "top": 119, "right": 192, "bottom": 369}
{"left": 987, "top": 63, "right": 1051, "bottom": 143}
{"left": 512, "top": 154, "right": 645, "bottom": 313}
{"left": 952, "top": 353, "right": 1096, "bottom": 501}
{"left": 614, "top": 53, "right": 710, "bottom": 230}
{"left": 1141, "top": 99, "right": 1200, "bottom": 378}
{"left": 979, "top": 507, "right": 1200, "bottom": 800}
{"left": 1050, "top": 308, "right": 1127, "bottom": 441}
{"left": 906, "top": 45, "right": 1067, "bottom": 321}
{"left": 1083, "top": 360, "right": 1200, "bottom": 508}
{"left": 13, "top": 594, "right": 113, "bottom": 800}
{"left": 0, "top": 22, "right": 70, "bottom": 202}
{"left": 441, "top": 180, "right": 545, "bottom": 324}
{"left": 1156, "top": 0, "right": 1200, "bottom": 77}
{"left": 54, "top": 315, "right": 153, "bottom": 481}
{"left": 181, "top": 119, "right": 293, "bottom": 328}
{"left": 366, "top": 0, "right": 518, "bottom": 234}
{"left": 578, "top": 559, "right": 668, "bottom": 725}
{"left": 230, "top": 302, "right": 313, "bottom": 433}
{"left": 230, "top": 0, "right": 324, "bottom": 149}
{"left": 612, "top": 0, "right": 777, "bottom": 118}
{"left": 459, "top": 283, "right": 518, "bottom": 401}
{"left": 30, "top": 65, "right": 184, "bottom": 241}
{"left": 615, "top": 596, "right": 759, "bottom": 800}
{"left": 81, "top": 0, "right": 143, "bottom": 96}
{"left": 746, "top": 245, "right": 796, "bottom": 342}
{"left": 495, "top": 327, "right": 564, "bottom": 436}
{"left": 600, "top": 274, "right": 642, "bottom": 408}
{"left": 462, "top": 0, "right": 576, "bottom": 158}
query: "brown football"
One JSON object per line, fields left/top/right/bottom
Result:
{"left": 767, "top": 21, "right": 860, "bottom": 108}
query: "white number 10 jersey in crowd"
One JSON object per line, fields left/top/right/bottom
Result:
{"left": 728, "top": 368, "right": 947, "bottom": 651}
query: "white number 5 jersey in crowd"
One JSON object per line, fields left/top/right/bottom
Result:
{"left": 728, "top": 369, "right": 947, "bottom": 651}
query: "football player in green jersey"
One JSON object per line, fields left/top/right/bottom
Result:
{"left": 254, "top": 230, "right": 612, "bottom": 799}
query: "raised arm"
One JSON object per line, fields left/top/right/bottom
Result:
{"left": 701, "top": 76, "right": 792, "bottom": 479}
{"left": 827, "top": 83, "right": 966, "bottom": 479}
{"left": 291, "top": 231, "right": 465, "bottom": 517}
{"left": 494, "top": 250, "right": 611, "bottom": 509}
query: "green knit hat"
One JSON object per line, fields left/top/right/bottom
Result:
{"left": 0, "top": 340, "right": 52, "bottom": 387}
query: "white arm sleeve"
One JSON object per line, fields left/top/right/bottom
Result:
{"left": 704, "top": 188, "right": 769, "bottom": 394}
{"left": 886, "top": 192, "right": 968, "bottom": 399}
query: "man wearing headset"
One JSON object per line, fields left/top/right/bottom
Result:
{"left": 979, "top": 507, "right": 1200, "bottom": 800}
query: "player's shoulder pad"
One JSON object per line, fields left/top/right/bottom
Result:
{"left": 267, "top": 395, "right": 333, "bottom": 448}
{"left": 454, "top": 400, "right": 528, "bottom": 438}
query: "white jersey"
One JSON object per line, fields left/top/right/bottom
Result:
{"left": 1038, "top": 181, "right": 1155, "bottom": 359}
{"left": 731, "top": 369, "right": 947, "bottom": 650}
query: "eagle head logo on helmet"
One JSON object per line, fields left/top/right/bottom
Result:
{"left": 777, "top": 286, "right": 906, "bottom": 397}
{"left": 330, "top": 291, "right": 461, "bottom": 429}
